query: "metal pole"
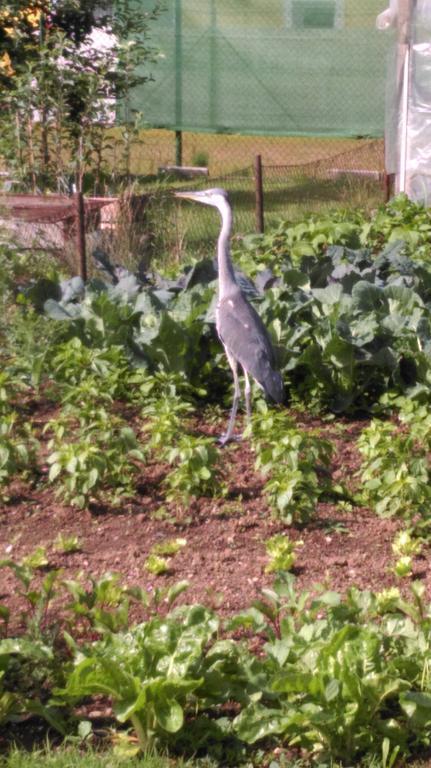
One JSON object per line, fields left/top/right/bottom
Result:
{"left": 254, "top": 154, "right": 264, "bottom": 234}
{"left": 175, "top": 130, "right": 183, "bottom": 167}
{"left": 75, "top": 192, "right": 87, "bottom": 281}
{"left": 175, "top": 0, "right": 183, "bottom": 166}
{"left": 397, "top": 0, "right": 413, "bottom": 194}
{"left": 209, "top": 0, "right": 217, "bottom": 127}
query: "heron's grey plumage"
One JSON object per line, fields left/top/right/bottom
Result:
{"left": 217, "top": 292, "right": 284, "bottom": 402}
{"left": 175, "top": 187, "right": 284, "bottom": 443}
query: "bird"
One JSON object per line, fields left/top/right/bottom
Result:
{"left": 175, "top": 187, "right": 284, "bottom": 444}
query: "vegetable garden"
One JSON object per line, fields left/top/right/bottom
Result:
{"left": 3, "top": 194, "right": 431, "bottom": 766}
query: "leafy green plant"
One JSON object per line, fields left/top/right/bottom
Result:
{"left": 0, "top": 413, "right": 39, "bottom": 495}
{"left": 144, "top": 554, "right": 170, "bottom": 576}
{"left": 236, "top": 209, "right": 363, "bottom": 273}
{"left": 265, "top": 534, "right": 302, "bottom": 574}
{"left": 22, "top": 547, "right": 49, "bottom": 570}
{"left": 50, "top": 339, "right": 132, "bottom": 401}
{"left": 63, "top": 571, "right": 189, "bottom": 639}
{"left": 391, "top": 529, "right": 423, "bottom": 578}
{"left": 363, "top": 194, "right": 431, "bottom": 257}
{"left": 54, "top": 534, "right": 81, "bottom": 554}
{"left": 59, "top": 605, "right": 220, "bottom": 752}
{"left": 248, "top": 401, "right": 333, "bottom": 525}
{"left": 232, "top": 575, "right": 431, "bottom": 763}
{"left": 0, "top": 559, "right": 61, "bottom": 642}
{"left": 358, "top": 419, "right": 431, "bottom": 520}
{"left": 0, "top": 370, "right": 28, "bottom": 416}
{"left": 144, "top": 539, "right": 187, "bottom": 576}
{"left": 46, "top": 409, "right": 145, "bottom": 508}
{"left": 164, "top": 434, "right": 224, "bottom": 503}
{"left": 142, "top": 394, "right": 194, "bottom": 455}
{"left": 151, "top": 538, "right": 187, "bottom": 556}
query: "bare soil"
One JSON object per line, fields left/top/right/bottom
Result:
{"left": 1, "top": 399, "right": 429, "bottom": 631}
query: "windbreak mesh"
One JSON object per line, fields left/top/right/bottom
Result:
{"left": 131, "top": 0, "right": 393, "bottom": 137}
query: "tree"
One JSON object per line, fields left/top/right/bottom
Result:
{"left": 0, "top": 0, "right": 163, "bottom": 191}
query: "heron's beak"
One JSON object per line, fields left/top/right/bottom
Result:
{"left": 174, "top": 190, "right": 204, "bottom": 202}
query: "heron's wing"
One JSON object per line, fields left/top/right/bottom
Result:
{"left": 217, "top": 292, "right": 284, "bottom": 402}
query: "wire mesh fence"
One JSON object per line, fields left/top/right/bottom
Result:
{"left": 1, "top": 136, "right": 387, "bottom": 275}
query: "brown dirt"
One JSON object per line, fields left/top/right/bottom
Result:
{"left": 1, "top": 402, "right": 429, "bottom": 632}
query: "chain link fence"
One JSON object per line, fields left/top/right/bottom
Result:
{"left": 1, "top": 135, "right": 386, "bottom": 275}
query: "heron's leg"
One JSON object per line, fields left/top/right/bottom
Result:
{"left": 243, "top": 369, "right": 252, "bottom": 424}
{"left": 219, "top": 352, "right": 241, "bottom": 445}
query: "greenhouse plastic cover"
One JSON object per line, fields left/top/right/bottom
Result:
{"left": 382, "top": 0, "right": 431, "bottom": 202}
{"left": 406, "top": 0, "right": 431, "bottom": 202}
{"left": 131, "top": 0, "right": 393, "bottom": 138}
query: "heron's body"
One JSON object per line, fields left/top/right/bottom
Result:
{"left": 216, "top": 291, "right": 283, "bottom": 402}
{"left": 175, "top": 187, "right": 284, "bottom": 443}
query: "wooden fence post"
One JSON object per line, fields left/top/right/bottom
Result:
{"left": 75, "top": 191, "right": 87, "bottom": 281}
{"left": 254, "top": 154, "right": 264, "bottom": 234}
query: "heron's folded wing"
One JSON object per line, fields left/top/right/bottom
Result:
{"left": 217, "top": 294, "right": 283, "bottom": 402}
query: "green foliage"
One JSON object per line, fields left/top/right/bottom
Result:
{"left": 264, "top": 534, "right": 302, "bottom": 574}
{"left": 54, "top": 534, "right": 81, "bottom": 554}
{"left": 363, "top": 194, "right": 431, "bottom": 257}
{"left": 232, "top": 575, "right": 431, "bottom": 763}
{"left": 39, "top": 274, "right": 216, "bottom": 390}
{"left": 145, "top": 554, "right": 170, "bottom": 576}
{"left": 390, "top": 529, "right": 423, "bottom": 579}
{"left": 145, "top": 539, "right": 187, "bottom": 574}
{"left": 59, "top": 605, "right": 220, "bottom": 751}
{"left": 0, "top": 413, "right": 38, "bottom": 494}
{"left": 0, "top": 558, "right": 67, "bottom": 731}
{"left": 49, "top": 338, "right": 132, "bottom": 399}
{"left": 4, "top": 194, "right": 431, "bottom": 766}
{"left": 152, "top": 538, "right": 187, "bottom": 557}
{"left": 248, "top": 401, "right": 333, "bottom": 525}
{"left": 358, "top": 419, "right": 431, "bottom": 520}
{"left": 0, "top": 2, "right": 164, "bottom": 190}
{"left": 0, "top": 370, "right": 26, "bottom": 416}
{"left": 46, "top": 408, "right": 145, "bottom": 508}
{"left": 165, "top": 435, "right": 224, "bottom": 503}
{"left": 3, "top": 553, "right": 431, "bottom": 764}
{"left": 63, "top": 571, "right": 145, "bottom": 636}
{"left": 0, "top": 745, "right": 178, "bottom": 768}
{"left": 0, "top": 746, "right": 171, "bottom": 768}
{"left": 142, "top": 394, "right": 194, "bottom": 453}
{"left": 15, "top": 196, "right": 431, "bottom": 416}
{"left": 237, "top": 209, "right": 363, "bottom": 275}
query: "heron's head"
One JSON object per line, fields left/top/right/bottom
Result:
{"left": 174, "top": 187, "right": 230, "bottom": 209}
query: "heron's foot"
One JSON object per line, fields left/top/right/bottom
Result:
{"left": 217, "top": 433, "right": 241, "bottom": 447}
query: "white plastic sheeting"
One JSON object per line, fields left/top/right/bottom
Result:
{"left": 379, "top": 0, "right": 431, "bottom": 203}
{"left": 408, "top": 1, "right": 431, "bottom": 201}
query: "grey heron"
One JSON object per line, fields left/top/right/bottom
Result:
{"left": 175, "top": 187, "right": 284, "bottom": 444}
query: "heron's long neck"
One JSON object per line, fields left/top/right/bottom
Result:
{"left": 217, "top": 199, "right": 237, "bottom": 298}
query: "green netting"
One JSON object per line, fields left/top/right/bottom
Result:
{"left": 131, "top": 0, "right": 393, "bottom": 138}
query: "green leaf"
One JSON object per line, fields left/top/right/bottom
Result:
{"left": 154, "top": 698, "right": 184, "bottom": 732}
{"left": 324, "top": 678, "right": 340, "bottom": 702}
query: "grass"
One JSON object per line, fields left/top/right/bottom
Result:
{"left": 0, "top": 748, "right": 176, "bottom": 768}
{"left": 109, "top": 128, "right": 384, "bottom": 178}
{"left": 3, "top": 746, "right": 431, "bottom": 768}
